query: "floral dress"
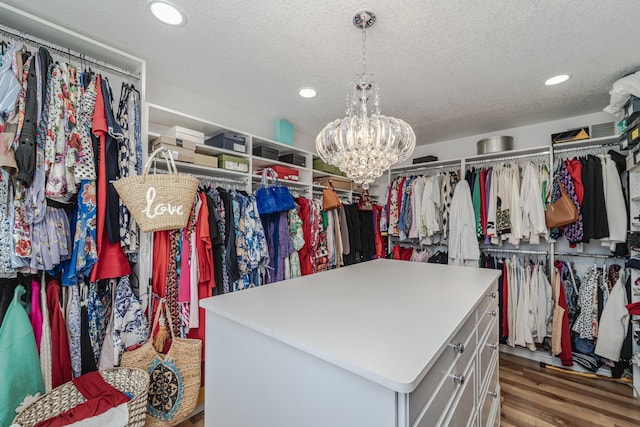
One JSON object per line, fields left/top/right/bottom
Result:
{"left": 285, "top": 207, "right": 305, "bottom": 279}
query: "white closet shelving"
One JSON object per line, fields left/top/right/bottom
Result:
{"left": 389, "top": 134, "right": 640, "bottom": 396}
{"left": 146, "top": 102, "right": 377, "bottom": 201}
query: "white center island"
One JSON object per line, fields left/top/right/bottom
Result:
{"left": 200, "top": 259, "right": 502, "bottom": 427}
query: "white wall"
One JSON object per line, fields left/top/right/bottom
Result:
{"left": 146, "top": 77, "right": 316, "bottom": 152}
{"left": 400, "top": 111, "right": 617, "bottom": 166}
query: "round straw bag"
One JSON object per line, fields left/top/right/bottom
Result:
{"left": 12, "top": 368, "right": 149, "bottom": 427}
{"left": 120, "top": 300, "right": 201, "bottom": 427}
{"left": 113, "top": 147, "right": 199, "bottom": 232}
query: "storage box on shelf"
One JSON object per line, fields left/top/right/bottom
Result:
{"left": 150, "top": 140, "right": 195, "bottom": 163}
{"left": 279, "top": 153, "right": 306, "bottom": 167}
{"left": 193, "top": 153, "right": 218, "bottom": 168}
{"left": 206, "top": 133, "right": 248, "bottom": 154}
{"left": 253, "top": 145, "right": 279, "bottom": 161}
{"left": 167, "top": 125, "right": 205, "bottom": 145}
{"left": 151, "top": 134, "right": 196, "bottom": 151}
{"left": 256, "top": 165, "right": 299, "bottom": 181}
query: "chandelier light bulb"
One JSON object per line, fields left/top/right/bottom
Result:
{"left": 315, "top": 10, "right": 415, "bottom": 189}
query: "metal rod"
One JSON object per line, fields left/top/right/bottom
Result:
{"left": 391, "top": 162, "right": 461, "bottom": 176}
{"left": 554, "top": 252, "right": 624, "bottom": 260}
{"left": 465, "top": 150, "right": 550, "bottom": 166}
{"left": 553, "top": 141, "right": 620, "bottom": 155}
{"left": 0, "top": 23, "right": 140, "bottom": 79}
{"left": 480, "top": 247, "right": 548, "bottom": 256}
{"left": 154, "top": 168, "right": 247, "bottom": 185}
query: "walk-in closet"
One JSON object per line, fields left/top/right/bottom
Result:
{"left": 1, "top": 2, "right": 640, "bottom": 427}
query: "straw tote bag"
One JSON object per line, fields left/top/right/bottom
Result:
{"left": 120, "top": 300, "right": 201, "bottom": 426}
{"left": 113, "top": 147, "right": 199, "bottom": 232}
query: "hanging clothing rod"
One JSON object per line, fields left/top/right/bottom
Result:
{"left": 554, "top": 251, "right": 624, "bottom": 260}
{"left": 552, "top": 141, "right": 620, "bottom": 155}
{"left": 481, "top": 247, "right": 548, "bottom": 255}
{"left": 153, "top": 168, "right": 247, "bottom": 185}
{"left": 465, "top": 150, "right": 550, "bottom": 166}
{"left": 0, "top": 23, "right": 140, "bottom": 79}
{"left": 391, "top": 162, "right": 461, "bottom": 176}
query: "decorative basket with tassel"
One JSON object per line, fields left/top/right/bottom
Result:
{"left": 120, "top": 299, "right": 202, "bottom": 426}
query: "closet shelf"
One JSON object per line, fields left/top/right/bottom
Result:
{"left": 194, "top": 143, "right": 249, "bottom": 159}
{"left": 312, "top": 184, "right": 351, "bottom": 194}
{"left": 551, "top": 135, "right": 621, "bottom": 153}
{"left": 251, "top": 174, "right": 308, "bottom": 188}
{"left": 252, "top": 156, "right": 310, "bottom": 171}
{"left": 155, "top": 160, "right": 249, "bottom": 179}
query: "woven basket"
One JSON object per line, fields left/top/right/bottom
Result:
{"left": 121, "top": 300, "right": 201, "bottom": 427}
{"left": 113, "top": 147, "right": 199, "bottom": 232}
{"left": 12, "top": 368, "right": 149, "bottom": 427}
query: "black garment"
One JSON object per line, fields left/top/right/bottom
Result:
{"left": 0, "top": 278, "right": 20, "bottom": 328}
{"left": 358, "top": 209, "right": 375, "bottom": 262}
{"left": 611, "top": 273, "right": 632, "bottom": 378}
{"left": 205, "top": 193, "right": 224, "bottom": 296}
{"left": 465, "top": 168, "right": 475, "bottom": 193}
{"left": 343, "top": 204, "right": 361, "bottom": 266}
{"left": 581, "top": 155, "right": 609, "bottom": 242}
{"left": 101, "top": 77, "right": 125, "bottom": 244}
{"left": 80, "top": 304, "right": 97, "bottom": 374}
{"left": 15, "top": 54, "right": 37, "bottom": 187}
{"left": 218, "top": 188, "right": 239, "bottom": 283}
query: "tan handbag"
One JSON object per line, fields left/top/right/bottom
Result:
{"left": 322, "top": 180, "right": 342, "bottom": 210}
{"left": 544, "top": 182, "right": 578, "bottom": 228}
{"left": 113, "top": 147, "right": 199, "bottom": 232}
{"left": 120, "top": 300, "right": 201, "bottom": 426}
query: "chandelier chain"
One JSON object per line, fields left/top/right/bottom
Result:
{"left": 361, "top": 25, "right": 367, "bottom": 79}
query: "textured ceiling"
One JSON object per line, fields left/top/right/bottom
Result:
{"left": 1, "top": 1, "right": 638, "bottom": 145}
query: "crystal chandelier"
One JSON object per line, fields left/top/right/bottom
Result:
{"left": 316, "top": 10, "right": 416, "bottom": 190}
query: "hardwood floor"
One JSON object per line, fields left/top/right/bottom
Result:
{"left": 500, "top": 352, "right": 640, "bottom": 427}
{"left": 176, "top": 353, "right": 640, "bottom": 427}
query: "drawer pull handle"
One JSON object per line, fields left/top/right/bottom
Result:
{"left": 488, "top": 343, "right": 498, "bottom": 350}
{"left": 486, "top": 291, "right": 497, "bottom": 299}
{"left": 489, "top": 310, "right": 497, "bottom": 317}
{"left": 488, "top": 390, "right": 498, "bottom": 398}
{"left": 452, "top": 373, "right": 465, "bottom": 385}
{"left": 451, "top": 342, "right": 465, "bottom": 354}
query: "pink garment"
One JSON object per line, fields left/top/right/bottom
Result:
{"left": 29, "top": 279, "right": 43, "bottom": 352}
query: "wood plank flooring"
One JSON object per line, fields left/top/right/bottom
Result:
{"left": 177, "top": 353, "right": 640, "bottom": 427}
{"left": 500, "top": 352, "right": 640, "bottom": 427}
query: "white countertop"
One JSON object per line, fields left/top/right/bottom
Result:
{"left": 200, "top": 259, "right": 501, "bottom": 393}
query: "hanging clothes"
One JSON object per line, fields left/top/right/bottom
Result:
{"left": 448, "top": 180, "right": 479, "bottom": 267}
{"left": 0, "top": 285, "right": 45, "bottom": 426}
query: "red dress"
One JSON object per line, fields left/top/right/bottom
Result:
{"left": 89, "top": 75, "right": 131, "bottom": 281}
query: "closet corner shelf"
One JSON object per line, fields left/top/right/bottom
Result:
{"left": 252, "top": 156, "right": 310, "bottom": 171}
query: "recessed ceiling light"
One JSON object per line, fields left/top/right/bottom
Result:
{"left": 299, "top": 88, "right": 317, "bottom": 98}
{"left": 148, "top": 0, "right": 185, "bottom": 26}
{"left": 545, "top": 74, "right": 570, "bottom": 86}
